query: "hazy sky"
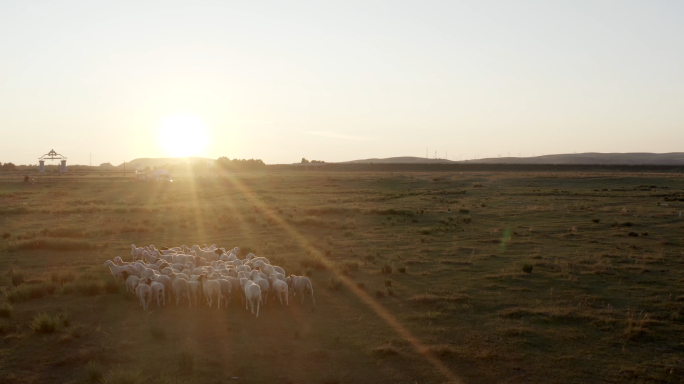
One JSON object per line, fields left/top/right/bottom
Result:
{"left": 1, "top": 1, "right": 683, "bottom": 165}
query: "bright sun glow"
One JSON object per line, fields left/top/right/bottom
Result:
{"left": 158, "top": 114, "right": 209, "bottom": 157}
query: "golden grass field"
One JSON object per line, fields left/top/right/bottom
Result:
{"left": 0, "top": 171, "right": 683, "bottom": 384}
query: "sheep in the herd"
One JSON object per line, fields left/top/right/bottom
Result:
{"left": 172, "top": 276, "right": 191, "bottom": 307}
{"left": 113, "top": 256, "right": 130, "bottom": 266}
{"left": 250, "top": 270, "right": 270, "bottom": 305}
{"left": 150, "top": 281, "right": 165, "bottom": 307}
{"left": 289, "top": 274, "right": 315, "bottom": 305}
{"left": 135, "top": 280, "right": 153, "bottom": 310}
{"left": 187, "top": 280, "right": 201, "bottom": 306}
{"left": 252, "top": 260, "right": 275, "bottom": 277}
{"left": 199, "top": 275, "right": 222, "bottom": 309}
{"left": 104, "top": 260, "right": 132, "bottom": 283}
{"left": 241, "top": 278, "right": 262, "bottom": 317}
{"left": 122, "top": 272, "right": 139, "bottom": 293}
{"left": 142, "top": 251, "right": 157, "bottom": 264}
{"left": 269, "top": 274, "right": 289, "bottom": 306}
{"left": 218, "top": 278, "right": 232, "bottom": 307}
{"left": 153, "top": 275, "right": 171, "bottom": 300}
{"left": 161, "top": 267, "right": 173, "bottom": 275}
{"left": 131, "top": 244, "right": 145, "bottom": 260}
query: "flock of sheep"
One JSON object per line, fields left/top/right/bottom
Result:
{"left": 103, "top": 244, "right": 315, "bottom": 317}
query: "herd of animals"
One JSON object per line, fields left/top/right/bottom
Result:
{"left": 103, "top": 244, "right": 315, "bottom": 317}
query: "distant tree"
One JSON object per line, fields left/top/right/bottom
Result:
{"left": 1, "top": 162, "right": 16, "bottom": 171}
{"left": 301, "top": 158, "right": 309, "bottom": 164}
{"left": 310, "top": 160, "right": 325, "bottom": 164}
{"left": 215, "top": 157, "right": 266, "bottom": 172}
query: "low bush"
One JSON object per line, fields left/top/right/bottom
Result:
{"left": 31, "top": 312, "right": 60, "bottom": 333}
{"left": 381, "top": 263, "right": 392, "bottom": 274}
{"left": 102, "top": 366, "right": 143, "bottom": 384}
{"left": 338, "top": 260, "right": 359, "bottom": 274}
{"left": 4, "top": 282, "right": 57, "bottom": 303}
{"left": 522, "top": 264, "right": 534, "bottom": 274}
{"left": 50, "top": 271, "right": 76, "bottom": 285}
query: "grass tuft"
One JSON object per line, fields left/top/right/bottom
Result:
{"left": 31, "top": 312, "right": 60, "bottom": 333}
{"left": 85, "top": 360, "right": 105, "bottom": 383}
{"left": 102, "top": 366, "right": 143, "bottom": 384}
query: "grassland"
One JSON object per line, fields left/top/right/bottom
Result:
{"left": 0, "top": 171, "right": 683, "bottom": 383}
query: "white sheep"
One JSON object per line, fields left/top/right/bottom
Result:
{"left": 241, "top": 278, "right": 262, "bottom": 317}
{"left": 124, "top": 273, "right": 140, "bottom": 293}
{"left": 289, "top": 274, "right": 315, "bottom": 305}
{"left": 150, "top": 281, "right": 165, "bottom": 307}
{"left": 200, "top": 275, "right": 222, "bottom": 309}
{"left": 269, "top": 274, "right": 289, "bottom": 306}
{"left": 131, "top": 244, "right": 145, "bottom": 260}
{"left": 104, "top": 260, "right": 132, "bottom": 283}
{"left": 187, "top": 280, "right": 201, "bottom": 306}
{"left": 172, "top": 276, "right": 191, "bottom": 307}
{"left": 135, "top": 281, "right": 153, "bottom": 310}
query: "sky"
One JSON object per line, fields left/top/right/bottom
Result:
{"left": 1, "top": 1, "right": 683, "bottom": 165}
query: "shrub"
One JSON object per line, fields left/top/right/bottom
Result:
{"left": 384, "top": 279, "right": 392, "bottom": 287}
{"left": 628, "top": 232, "right": 639, "bottom": 237}
{"left": 75, "top": 281, "right": 103, "bottom": 296}
{"left": 356, "top": 282, "right": 365, "bottom": 290}
{"left": 522, "top": 264, "right": 534, "bottom": 274}
{"left": 1, "top": 232, "right": 10, "bottom": 239}
{"left": 0, "top": 302, "right": 12, "bottom": 318}
{"left": 338, "top": 260, "right": 359, "bottom": 274}
{"left": 462, "top": 217, "right": 472, "bottom": 224}
{"left": 50, "top": 271, "right": 76, "bottom": 285}
{"left": 102, "top": 366, "right": 143, "bottom": 384}
{"left": 31, "top": 312, "right": 60, "bottom": 333}
{"left": 375, "top": 290, "right": 385, "bottom": 298}
{"left": 381, "top": 264, "right": 392, "bottom": 274}
{"left": 398, "top": 266, "right": 406, "bottom": 273}
{"left": 592, "top": 218, "right": 600, "bottom": 224}
{"left": 4, "top": 283, "right": 55, "bottom": 303}
{"left": 458, "top": 208, "right": 469, "bottom": 214}
{"left": 387, "top": 288, "right": 394, "bottom": 296}
{"left": 85, "top": 361, "right": 104, "bottom": 383}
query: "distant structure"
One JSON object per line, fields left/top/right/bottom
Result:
{"left": 38, "top": 149, "right": 67, "bottom": 173}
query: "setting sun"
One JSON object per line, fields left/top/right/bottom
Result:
{"left": 158, "top": 114, "right": 209, "bottom": 157}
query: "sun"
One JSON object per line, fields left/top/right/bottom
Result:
{"left": 158, "top": 114, "right": 209, "bottom": 157}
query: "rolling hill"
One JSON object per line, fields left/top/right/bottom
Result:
{"left": 342, "top": 153, "right": 684, "bottom": 165}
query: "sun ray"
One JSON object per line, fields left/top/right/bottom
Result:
{"left": 218, "top": 171, "right": 464, "bottom": 384}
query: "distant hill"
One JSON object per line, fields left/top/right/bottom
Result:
{"left": 341, "top": 156, "right": 454, "bottom": 164}
{"left": 342, "top": 153, "right": 684, "bottom": 165}
{"left": 115, "top": 157, "right": 214, "bottom": 170}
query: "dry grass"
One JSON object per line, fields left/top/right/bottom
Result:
{"left": 0, "top": 172, "right": 682, "bottom": 383}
